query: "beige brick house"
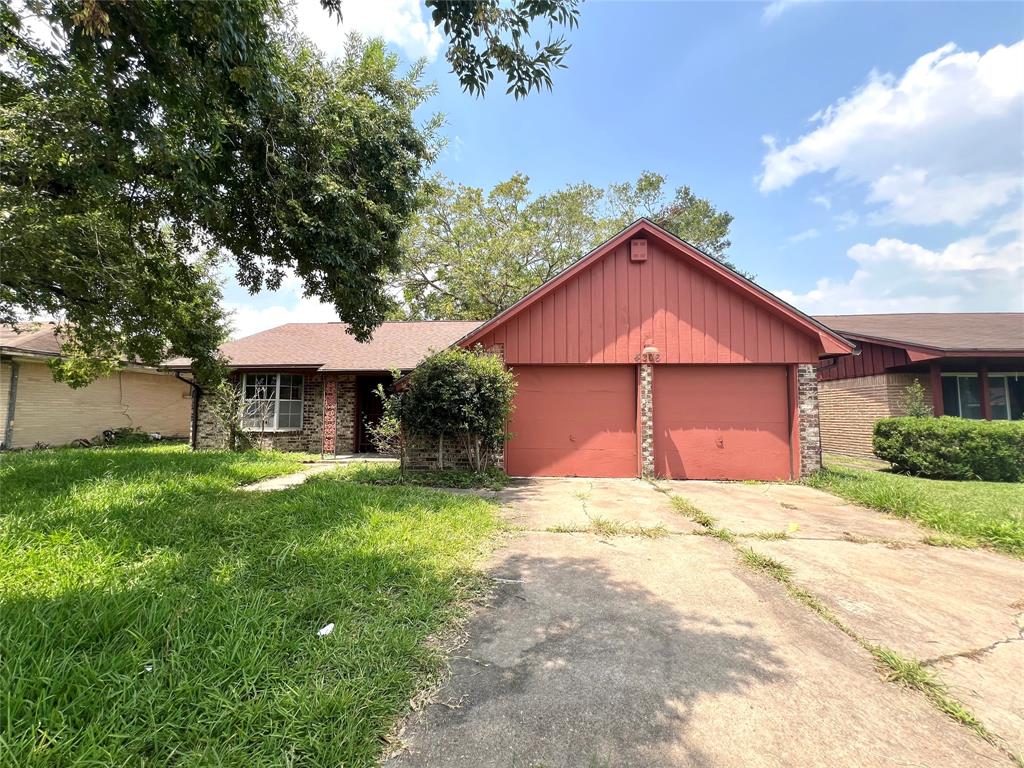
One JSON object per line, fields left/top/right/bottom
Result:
{"left": 814, "top": 313, "right": 1024, "bottom": 459}
{"left": 0, "top": 324, "right": 192, "bottom": 449}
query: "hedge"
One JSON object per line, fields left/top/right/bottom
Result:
{"left": 873, "top": 417, "right": 1024, "bottom": 482}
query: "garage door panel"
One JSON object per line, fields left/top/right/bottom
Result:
{"left": 507, "top": 366, "right": 637, "bottom": 478}
{"left": 654, "top": 366, "right": 791, "bottom": 481}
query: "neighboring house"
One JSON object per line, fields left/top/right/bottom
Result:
{"left": 180, "top": 219, "right": 853, "bottom": 480}
{"left": 0, "top": 324, "right": 192, "bottom": 449}
{"left": 814, "top": 313, "right": 1024, "bottom": 458}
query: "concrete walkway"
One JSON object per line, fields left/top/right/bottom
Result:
{"left": 240, "top": 455, "right": 397, "bottom": 492}
{"left": 385, "top": 477, "right": 1020, "bottom": 767}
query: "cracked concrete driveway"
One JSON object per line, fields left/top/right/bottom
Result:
{"left": 385, "top": 478, "right": 1022, "bottom": 767}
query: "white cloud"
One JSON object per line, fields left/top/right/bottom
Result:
{"left": 293, "top": 0, "right": 442, "bottom": 62}
{"left": 811, "top": 194, "right": 831, "bottom": 210}
{"left": 866, "top": 168, "right": 1021, "bottom": 226}
{"left": 759, "top": 40, "right": 1024, "bottom": 226}
{"left": 788, "top": 228, "right": 820, "bottom": 243}
{"left": 774, "top": 219, "right": 1024, "bottom": 314}
{"left": 224, "top": 273, "right": 338, "bottom": 338}
{"left": 834, "top": 210, "right": 859, "bottom": 230}
{"left": 762, "top": 0, "right": 822, "bottom": 24}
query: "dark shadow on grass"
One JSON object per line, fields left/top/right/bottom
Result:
{"left": 386, "top": 552, "right": 787, "bottom": 768}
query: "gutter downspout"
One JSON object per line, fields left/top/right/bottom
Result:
{"left": 3, "top": 360, "right": 18, "bottom": 449}
{"left": 175, "top": 372, "right": 202, "bottom": 450}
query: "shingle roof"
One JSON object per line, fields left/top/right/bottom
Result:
{"left": 0, "top": 323, "right": 62, "bottom": 356}
{"left": 168, "top": 321, "right": 483, "bottom": 372}
{"left": 813, "top": 313, "right": 1024, "bottom": 353}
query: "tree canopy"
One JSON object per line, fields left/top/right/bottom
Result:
{"left": 393, "top": 171, "right": 739, "bottom": 321}
{"left": 0, "top": 0, "right": 581, "bottom": 385}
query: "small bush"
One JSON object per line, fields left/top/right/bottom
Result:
{"left": 873, "top": 417, "right": 1024, "bottom": 482}
{"left": 899, "top": 379, "right": 933, "bottom": 418}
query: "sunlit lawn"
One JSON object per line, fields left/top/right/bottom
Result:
{"left": 809, "top": 464, "right": 1024, "bottom": 557}
{"left": 0, "top": 445, "right": 499, "bottom": 766}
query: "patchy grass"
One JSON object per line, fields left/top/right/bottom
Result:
{"left": 807, "top": 466, "right": 1024, "bottom": 557}
{"left": 338, "top": 461, "right": 509, "bottom": 490}
{"left": 547, "top": 517, "right": 669, "bottom": 539}
{"left": 741, "top": 530, "right": 791, "bottom": 541}
{"left": 670, "top": 496, "right": 715, "bottom": 527}
{"left": 923, "top": 532, "right": 978, "bottom": 550}
{"left": 870, "top": 647, "right": 989, "bottom": 735}
{"left": 0, "top": 445, "right": 499, "bottom": 766}
{"left": 823, "top": 452, "right": 889, "bottom": 471}
{"left": 670, "top": 495, "right": 735, "bottom": 542}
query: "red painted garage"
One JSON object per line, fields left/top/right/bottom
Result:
{"left": 506, "top": 365, "right": 637, "bottom": 477}
{"left": 458, "top": 219, "right": 853, "bottom": 480}
{"left": 653, "top": 365, "right": 791, "bottom": 480}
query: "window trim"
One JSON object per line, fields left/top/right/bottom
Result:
{"left": 241, "top": 373, "right": 304, "bottom": 432}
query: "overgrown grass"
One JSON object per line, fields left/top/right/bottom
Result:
{"left": 0, "top": 445, "right": 499, "bottom": 766}
{"left": 338, "top": 461, "right": 509, "bottom": 490}
{"left": 547, "top": 516, "right": 669, "bottom": 539}
{"left": 807, "top": 466, "right": 1024, "bottom": 557}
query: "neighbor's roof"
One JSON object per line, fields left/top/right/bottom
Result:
{"left": 0, "top": 323, "right": 62, "bottom": 356}
{"left": 813, "top": 313, "right": 1024, "bottom": 353}
{"left": 168, "top": 321, "right": 482, "bottom": 372}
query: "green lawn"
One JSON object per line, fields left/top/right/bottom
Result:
{"left": 0, "top": 445, "right": 499, "bottom": 766}
{"left": 808, "top": 466, "right": 1024, "bottom": 557}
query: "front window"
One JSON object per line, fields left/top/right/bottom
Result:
{"left": 241, "top": 373, "right": 304, "bottom": 431}
{"left": 941, "top": 374, "right": 981, "bottom": 419}
{"left": 941, "top": 372, "right": 1024, "bottom": 420}
{"left": 988, "top": 373, "right": 1024, "bottom": 420}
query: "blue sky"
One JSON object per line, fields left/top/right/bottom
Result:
{"left": 225, "top": 0, "right": 1024, "bottom": 336}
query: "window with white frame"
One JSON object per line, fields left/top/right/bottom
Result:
{"left": 241, "top": 373, "right": 304, "bottom": 431}
{"left": 988, "top": 373, "right": 1024, "bottom": 420}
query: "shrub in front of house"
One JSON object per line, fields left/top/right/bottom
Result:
{"left": 873, "top": 417, "right": 1024, "bottom": 482}
{"left": 372, "top": 346, "right": 516, "bottom": 473}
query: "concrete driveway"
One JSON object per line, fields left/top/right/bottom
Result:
{"left": 385, "top": 478, "right": 1022, "bottom": 767}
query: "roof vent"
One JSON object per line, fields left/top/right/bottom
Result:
{"left": 630, "top": 238, "right": 648, "bottom": 262}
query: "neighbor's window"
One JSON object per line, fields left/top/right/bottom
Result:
{"left": 988, "top": 373, "right": 1024, "bottom": 421}
{"left": 941, "top": 373, "right": 981, "bottom": 419}
{"left": 241, "top": 373, "right": 304, "bottom": 431}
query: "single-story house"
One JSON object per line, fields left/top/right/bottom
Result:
{"left": 179, "top": 219, "right": 853, "bottom": 480}
{"left": 0, "top": 323, "right": 192, "bottom": 449}
{"left": 169, "top": 321, "right": 480, "bottom": 454}
{"left": 814, "top": 313, "right": 1024, "bottom": 458}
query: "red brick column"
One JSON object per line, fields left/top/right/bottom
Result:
{"left": 322, "top": 376, "right": 337, "bottom": 454}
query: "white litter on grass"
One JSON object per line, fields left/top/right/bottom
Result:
{"left": 317, "top": 623, "right": 335, "bottom": 637}
{"left": 143, "top": 663, "right": 154, "bottom": 673}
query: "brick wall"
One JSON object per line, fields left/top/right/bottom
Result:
{"left": 797, "top": 363, "right": 821, "bottom": 476}
{"left": 336, "top": 375, "right": 356, "bottom": 452}
{"left": 1, "top": 358, "right": 190, "bottom": 449}
{"left": 818, "top": 372, "right": 931, "bottom": 458}
{"left": 403, "top": 433, "right": 503, "bottom": 472}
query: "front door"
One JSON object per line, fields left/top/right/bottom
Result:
{"left": 356, "top": 376, "right": 390, "bottom": 453}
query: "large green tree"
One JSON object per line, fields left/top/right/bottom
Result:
{"left": 394, "top": 171, "right": 739, "bottom": 321}
{"left": 0, "top": 0, "right": 581, "bottom": 384}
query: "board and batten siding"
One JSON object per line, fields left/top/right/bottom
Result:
{"left": 474, "top": 239, "right": 821, "bottom": 365}
{"left": 0, "top": 359, "right": 191, "bottom": 448}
